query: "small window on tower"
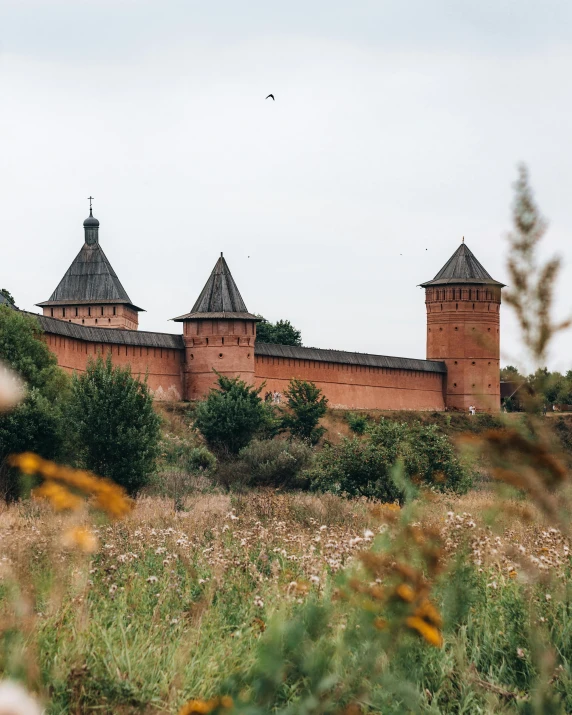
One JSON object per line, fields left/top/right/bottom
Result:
{"left": 88, "top": 307, "right": 91, "bottom": 317}
{"left": 101, "top": 307, "right": 104, "bottom": 316}
{"left": 113, "top": 306, "right": 116, "bottom": 316}
{"left": 50, "top": 308, "right": 53, "bottom": 317}
{"left": 75, "top": 307, "right": 78, "bottom": 316}
{"left": 62, "top": 307, "right": 66, "bottom": 317}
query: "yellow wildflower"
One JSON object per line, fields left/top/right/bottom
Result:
{"left": 32, "top": 481, "right": 82, "bottom": 512}
{"left": 178, "top": 696, "right": 233, "bottom": 715}
{"left": 9, "top": 453, "right": 133, "bottom": 518}
{"left": 414, "top": 599, "right": 443, "bottom": 628}
{"left": 509, "top": 570, "right": 518, "bottom": 579}
{"left": 12, "top": 451, "right": 42, "bottom": 475}
{"left": 405, "top": 616, "right": 443, "bottom": 647}
{"left": 395, "top": 583, "right": 415, "bottom": 603}
{"left": 62, "top": 526, "right": 98, "bottom": 553}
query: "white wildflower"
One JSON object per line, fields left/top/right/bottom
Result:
{"left": 0, "top": 680, "right": 42, "bottom": 715}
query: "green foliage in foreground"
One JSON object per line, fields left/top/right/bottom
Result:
{"left": 308, "top": 418, "right": 472, "bottom": 501}
{"left": 194, "top": 373, "right": 269, "bottom": 455}
{"left": 2, "top": 526, "right": 570, "bottom": 714}
{"left": 281, "top": 378, "right": 328, "bottom": 444}
{"left": 69, "top": 353, "right": 161, "bottom": 495}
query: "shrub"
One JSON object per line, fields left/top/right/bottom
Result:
{"left": 68, "top": 353, "right": 161, "bottom": 496}
{"left": 194, "top": 373, "right": 267, "bottom": 455}
{"left": 186, "top": 446, "right": 217, "bottom": 472}
{"left": 308, "top": 418, "right": 472, "bottom": 501}
{"left": 281, "top": 379, "right": 328, "bottom": 444}
{"left": 239, "top": 438, "right": 314, "bottom": 489}
{"left": 0, "top": 308, "right": 70, "bottom": 500}
{"left": 346, "top": 412, "right": 368, "bottom": 434}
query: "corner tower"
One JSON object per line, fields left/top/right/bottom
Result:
{"left": 420, "top": 240, "right": 504, "bottom": 412}
{"left": 37, "top": 207, "right": 143, "bottom": 329}
{"left": 172, "top": 254, "right": 258, "bottom": 400}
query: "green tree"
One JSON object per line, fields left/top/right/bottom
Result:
{"left": 68, "top": 353, "right": 161, "bottom": 495}
{"left": 500, "top": 365, "right": 522, "bottom": 381}
{"left": 0, "top": 306, "right": 66, "bottom": 398}
{"left": 194, "top": 373, "right": 267, "bottom": 455}
{"left": 256, "top": 317, "right": 302, "bottom": 346}
{"left": 281, "top": 378, "right": 328, "bottom": 444}
{"left": 0, "top": 288, "right": 15, "bottom": 306}
{"left": 0, "top": 306, "right": 69, "bottom": 500}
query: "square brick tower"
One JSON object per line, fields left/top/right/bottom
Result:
{"left": 420, "top": 241, "right": 504, "bottom": 412}
{"left": 36, "top": 207, "right": 143, "bottom": 329}
{"left": 172, "top": 253, "right": 259, "bottom": 400}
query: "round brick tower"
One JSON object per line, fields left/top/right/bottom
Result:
{"left": 172, "top": 253, "right": 258, "bottom": 400}
{"left": 420, "top": 240, "right": 504, "bottom": 412}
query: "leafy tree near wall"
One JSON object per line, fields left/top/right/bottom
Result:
{"left": 281, "top": 378, "right": 328, "bottom": 444}
{"left": 68, "top": 353, "right": 161, "bottom": 495}
{"left": 0, "top": 288, "right": 16, "bottom": 306}
{"left": 256, "top": 317, "right": 302, "bottom": 346}
{"left": 194, "top": 373, "right": 268, "bottom": 455}
{"left": 0, "top": 306, "right": 69, "bottom": 500}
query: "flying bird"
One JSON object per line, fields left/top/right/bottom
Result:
{"left": 266, "top": 94, "right": 275, "bottom": 100}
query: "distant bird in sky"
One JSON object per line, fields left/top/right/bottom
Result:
{"left": 266, "top": 94, "right": 275, "bottom": 100}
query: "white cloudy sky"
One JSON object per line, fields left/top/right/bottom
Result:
{"left": 1, "top": 0, "right": 571, "bottom": 374}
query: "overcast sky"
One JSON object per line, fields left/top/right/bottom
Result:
{"left": 1, "top": 0, "right": 571, "bottom": 374}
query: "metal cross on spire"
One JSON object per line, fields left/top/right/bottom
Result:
{"left": 87, "top": 196, "right": 94, "bottom": 215}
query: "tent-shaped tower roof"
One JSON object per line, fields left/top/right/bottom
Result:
{"left": 419, "top": 241, "right": 505, "bottom": 288}
{"left": 37, "top": 210, "right": 143, "bottom": 311}
{"left": 172, "top": 253, "right": 258, "bottom": 321}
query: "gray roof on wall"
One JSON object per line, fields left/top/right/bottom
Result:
{"left": 173, "top": 254, "right": 257, "bottom": 321}
{"left": 37, "top": 243, "right": 143, "bottom": 311}
{"left": 33, "top": 314, "right": 183, "bottom": 349}
{"left": 33, "top": 315, "right": 446, "bottom": 373}
{"left": 255, "top": 342, "right": 447, "bottom": 373}
{"left": 420, "top": 242, "right": 505, "bottom": 287}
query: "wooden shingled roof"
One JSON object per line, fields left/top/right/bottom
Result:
{"left": 419, "top": 242, "right": 505, "bottom": 288}
{"left": 172, "top": 254, "right": 258, "bottom": 321}
{"left": 37, "top": 239, "right": 143, "bottom": 311}
{"left": 255, "top": 342, "right": 447, "bottom": 373}
{"left": 35, "top": 314, "right": 183, "bottom": 349}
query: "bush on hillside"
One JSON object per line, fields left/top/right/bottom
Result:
{"left": 281, "top": 378, "right": 328, "bottom": 444}
{"left": 68, "top": 353, "right": 161, "bottom": 496}
{"left": 308, "top": 418, "right": 472, "bottom": 501}
{"left": 239, "top": 438, "right": 314, "bottom": 489}
{"left": 346, "top": 412, "right": 368, "bottom": 434}
{"left": 194, "top": 373, "right": 268, "bottom": 455}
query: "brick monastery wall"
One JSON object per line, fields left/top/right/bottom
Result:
{"left": 41, "top": 324, "right": 446, "bottom": 409}
{"left": 254, "top": 354, "right": 446, "bottom": 411}
{"left": 44, "top": 331, "right": 185, "bottom": 401}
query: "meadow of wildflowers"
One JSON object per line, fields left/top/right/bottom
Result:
{"left": 3, "top": 167, "right": 572, "bottom": 713}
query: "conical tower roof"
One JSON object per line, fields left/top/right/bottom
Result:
{"left": 419, "top": 241, "right": 505, "bottom": 287}
{"left": 172, "top": 253, "right": 258, "bottom": 321}
{"left": 37, "top": 211, "right": 143, "bottom": 311}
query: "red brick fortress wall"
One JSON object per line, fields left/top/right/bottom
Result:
{"left": 425, "top": 284, "right": 501, "bottom": 412}
{"left": 37, "top": 316, "right": 185, "bottom": 401}
{"left": 182, "top": 318, "right": 256, "bottom": 400}
{"left": 254, "top": 354, "right": 446, "bottom": 410}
